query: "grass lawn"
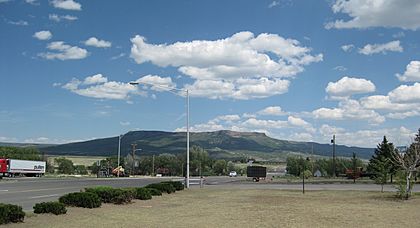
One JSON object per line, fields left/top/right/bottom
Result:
{"left": 6, "top": 187, "right": 420, "bottom": 228}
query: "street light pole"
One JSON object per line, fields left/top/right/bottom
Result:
{"left": 331, "top": 135, "right": 336, "bottom": 178}
{"left": 186, "top": 89, "right": 190, "bottom": 189}
{"left": 129, "top": 81, "right": 190, "bottom": 188}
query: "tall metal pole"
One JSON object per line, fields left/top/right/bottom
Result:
{"left": 332, "top": 135, "right": 336, "bottom": 177}
{"left": 117, "top": 135, "right": 122, "bottom": 177}
{"left": 186, "top": 89, "right": 190, "bottom": 189}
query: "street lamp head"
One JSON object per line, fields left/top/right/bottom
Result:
{"left": 129, "top": 82, "right": 139, "bottom": 85}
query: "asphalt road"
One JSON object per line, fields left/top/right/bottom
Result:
{"left": 0, "top": 177, "right": 175, "bottom": 210}
{"left": 1, "top": 176, "right": 419, "bottom": 211}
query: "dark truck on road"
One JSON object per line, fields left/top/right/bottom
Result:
{"left": 247, "top": 166, "right": 267, "bottom": 182}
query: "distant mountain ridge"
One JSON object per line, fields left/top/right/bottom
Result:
{"left": 38, "top": 130, "right": 374, "bottom": 160}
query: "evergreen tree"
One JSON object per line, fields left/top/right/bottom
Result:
{"left": 368, "top": 136, "right": 397, "bottom": 189}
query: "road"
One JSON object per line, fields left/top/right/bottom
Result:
{"left": 1, "top": 176, "right": 418, "bottom": 210}
{"left": 0, "top": 177, "right": 175, "bottom": 210}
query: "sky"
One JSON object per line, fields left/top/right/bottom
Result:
{"left": 1, "top": 0, "right": 420, "bottom": 148}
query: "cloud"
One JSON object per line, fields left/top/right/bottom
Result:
{"left": 268, "top": 1, "right": 279, "bottom": 8}
{"left": 62, "top": 74, "right": 140, "bottom": 100}
{"left": 388, "top": 83, "right": 420, "bottom": 103}
{"left": 312, "top": 99, "right": 385, "bottom": 124}
{"left": 360, "top": 95, "right": 417, "bottom": 112}
{"left": 333, "top": 66, "right": 347, "bottom": 71}
{"left": 326, "top": 76, "right": 376, "bottom": 99}
{"left": 84, "top": 37, "right": 112, "bottom": 48}
{"left": 120, "top": 121, "right": 131, "bottom": 126}
{"left": 7, "top": 20, "right": 28, "bottom": 26}
{"left": 130, "top": 31, "right": 322, "bottom": 99}
{"left": 134, "top": 75, "right": 176, "bottom": 92}
{"left": 358, "top": 40, "right": 403, "bottom": 55}
{"left": 25, "top": 0, "right": 39, "bottom": 5}
{"left": 341, "top": 44, "right": 354, "bottom": 52}
{"left": 39, "top": 41, "right": 88, "bottom": 60}
{"left": 33, "top": 30, "right": 52, "bottom": 40}
{"left": 257, "top": 106, "right": 287, "bottom": 116}
{"left": 111, "top": 53, "right": 126, "bottom": 60}
{"left": 49, "top": 14, "right": 78, "bottom": 22}
{"left": 319, "top": 124, "right": 345, "bottom": 136}
{"left": 51, "top": 0, "right": 81, "bottom": 10}
{"left": 326, "top": 0, "right": 420, "bottom": 30}
{"left": 396, "top": 61, "right": 420, "bottom": 82}
{"left": 83, "top": 74, "right": 108, "bottom": 85}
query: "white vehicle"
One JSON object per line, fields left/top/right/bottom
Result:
{"left": 0, "top": 159, "right": 46, "bottom": 177}
{"left": 229, "top": 171, "right": 237, "bottom": 177}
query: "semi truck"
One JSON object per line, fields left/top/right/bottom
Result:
{"left": 247, "top": 166, "right": 267, "bottom": 182}
{"left": 0, "top": 158, "right": 46, "bottom": 178}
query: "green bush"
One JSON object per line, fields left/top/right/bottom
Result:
{"left": 85, "top": 186, "right": 133, "bottom": 204}
{"left": 161, "top": 181, "right": 184, "bottom": 191}
{"left": 145, "top": 187, "right": 162, "bottom": 196}
{"left": 33, "top": 202, "right": 67, "bottom": 215}
{"left": 0, "top": 203, "right": 25, "bottom": 224}
{"left": 134, "top": 188, "right": 152, "bottom": 200}
{"left": 146, "top": 183, "right": 176, "bottom": 194}
{"left": 59, "top": 192, "right": 101, "bottom": 208}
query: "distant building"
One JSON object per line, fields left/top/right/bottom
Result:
{"left": 313, "top": 169, "right": 322, "bottom": 177}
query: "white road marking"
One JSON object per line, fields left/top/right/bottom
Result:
{"left": 0, "top": 190, "right": 8, "bottom": 192}
{"left": 29, "top": 194, "right": 60, "bottom": 199}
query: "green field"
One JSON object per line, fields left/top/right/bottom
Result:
{"left": 7, "top": 188, "right": 420, "bottom": 227}
{"left": 47, "top": 155, "right": 107, "bottom": 167}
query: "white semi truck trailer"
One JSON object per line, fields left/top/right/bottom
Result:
{"left": 0, "top": 158, "right": 46, "bottom": 177}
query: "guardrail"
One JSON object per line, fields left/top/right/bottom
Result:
{"left": 172, "top": 177, "right": 205, "bottom": 188}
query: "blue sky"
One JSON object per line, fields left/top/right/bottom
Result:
{"left": 1, "top": 0, "right": 420, "bottom": 147}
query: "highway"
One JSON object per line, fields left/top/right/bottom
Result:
{"left": 1, "top": 176, "right": 419, "bottom": 211}
{"left": 0, "top": 177, "right": 175, "bottom": 210}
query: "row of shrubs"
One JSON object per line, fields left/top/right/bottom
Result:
{"left": 0, "top": 181, "right": 184, "bottom": 224}
{"left": 0, "top": 203, "right": 25, "bottom": 225}
{"left": 34, "top": 181, "right": 184, "bottom": 215}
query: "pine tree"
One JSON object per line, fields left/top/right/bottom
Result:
{"left": 368, "top": 136, "right": 396, "bottom": 191}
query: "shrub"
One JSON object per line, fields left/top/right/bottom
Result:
{"left": 59, "top": 192, "right": 101, "bottom": 208}
{"left": 161, "top": 181, "right": 184, "bottom": 191}
{"left": 145, "top": 187, "right": 162, "bottom": 196}
{"left": 146, "top": 183, "right": 176, "bottom": 194}
{"left": 85, "top": 186, "right": 133, "bottom": 204}
{"left": 134, "top": 188, "right": 152, "bottom": 200}
{"left": 0, "top": 203, "right": 25, "bottom": 224}
{"left": 33, "top": 202, "right": 67, "bottom": 215}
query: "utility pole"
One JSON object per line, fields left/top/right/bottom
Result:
{"left": 152, "top": 155, "right": 155, "bottom": 176}
{"left": 331, "top": 135, "right": 336, "bottom": 177}
{"left": 131, "top": 143, "right": 137, "bottom": 175}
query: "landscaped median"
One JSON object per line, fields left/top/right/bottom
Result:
{"left": 0, "top": 181, "right": 184, "bottom": 225}
{"left": 4, "top": 187, "right": 420, "bottom": 227}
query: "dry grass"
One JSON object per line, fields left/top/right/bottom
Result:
{"left": 6, "top": 187, "right": 420, "bottom": 228}
{"left": 48, "top": 156, "right": 106, "bottom": 167}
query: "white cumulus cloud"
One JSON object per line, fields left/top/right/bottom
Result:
{"left": 341, "top": 44, "right": 354, "bottom": 52}
{"left": 388, "top": 83, "right": 420, "bottom": 103}
{"left": 39, "top": 41, "right": 88, "bottom": 60}
{"left": 313, "top": 99, "right": 385, "bottom": 124}
{"left": 326, "top": 76, "right": 376, "bottom": 99}
{"left": 33, "top": 30, "right": 52, "bottom": 40}
{"left": 51, "top": 0, "right": 81, "bottom": 10}
{"left": 326, "top": 0, "right": 420, "bottom": 30}
{"left": 84, "top": 37, "right": 112, "bottom": 48}
{"left": 358, "top": 40, "right": 403, "bottom": 55}
{"left": 49, "top": 14, "right": 78, "bottom": 22}
{"left": 62, "top": 75, "right": 140, "bottom": 100}
{"left": 257, "top": 106, "right": 287, "bottom": 116}
{"left": 130, "top": 31, "right": 322, "bottom": 100}
{"left": 396, "top": 61, "right": 420, "bottom": 82}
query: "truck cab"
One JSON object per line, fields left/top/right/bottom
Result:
{"left": 0, "top": 159, "right": 8, "bottom": 177}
